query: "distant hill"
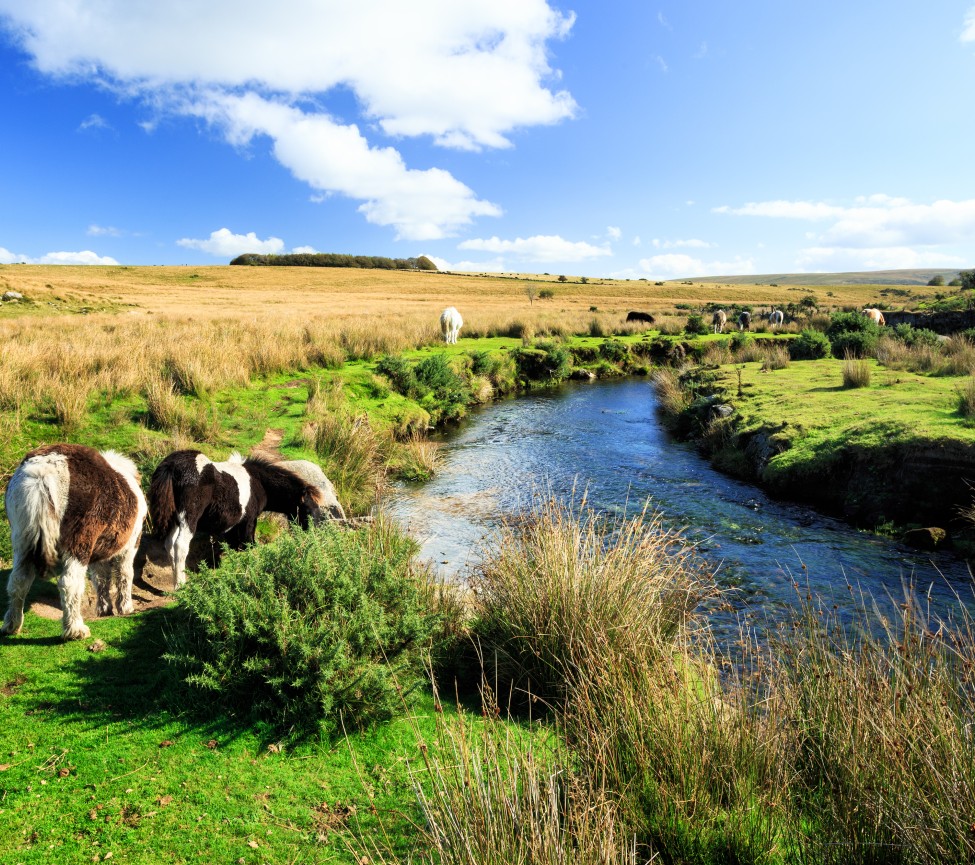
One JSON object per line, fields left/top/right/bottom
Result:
{"left": 685, "top": 268, "right": 965, "bottom": 287}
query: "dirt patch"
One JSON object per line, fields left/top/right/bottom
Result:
{"left": 28, "top": 534, "right": 222, "bottom": 622}
{"left": 251, "top": 427, "right": 285, "bottom": 460}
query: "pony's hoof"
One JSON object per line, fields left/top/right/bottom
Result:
{"left": 0, "top": 622, "right": 22, "bottom": 636}
{"left": 118, "top": 602, "right": 134, "bottom": 616}
{"left": 62, "top": 624, "right": 91, "bottom": 641}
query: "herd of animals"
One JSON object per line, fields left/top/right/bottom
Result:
{"left": 0, "top": 444, "right": 345, "bottom": 641}
{"left": 0, "top": 303, "right": 889, "bottom": 642}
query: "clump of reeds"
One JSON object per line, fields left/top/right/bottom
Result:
{"left": 394, "top": 432, "right": 440, "bottom": 482}
{"left": 957, "top": 376, "right": 975, "bottom": 419}
{"left": 652, "top": 367, "right": 691, "bottom": 416}
{"left": 701, "top": 342, "right": 732, "bottom": 367}
{"left": 760, "top": 345, "right": 790, "bottom": 371}
{"left": 941, "top": 335, "right": 975, "bottom": 376}
{"left": 842, "top": 351, "right": 871, "bottom": 388}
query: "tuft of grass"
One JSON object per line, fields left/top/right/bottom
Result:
{"left": 393, "top": 432, "right": 441, "bottom": 482}
{"left": 841, "top": 352, "right": 871, "bottom": 388}
{"left": 957, "top": 376, "right": 975, "bottom": 419}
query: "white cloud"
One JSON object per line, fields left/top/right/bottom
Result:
{"left": 0, "top": 247, "right": 27, "bottom": 264}
{"left": 291, "top": 245, "right": 319, "bottom": 254}
{"left": 654, "top": 55, "right": 669, "bottom": 73}
{"left": 36, "top": 250, "right": 120, "bottom": 264}
{"left": 428, "top": 256, "right": 507, "bottom": 273}
{"left": 458, "top": 234, "right": 612, "bottom": 262}
{"left": 87, "top": 224, "right": 122, "bottom": 237}
{"left": 606, "top": 225, "right": 621, "bottom": 240}
{"left": 637, "top": 253, "right": 755, "bottom": 280}
{"left": 717, "top": 195, "right": 975, "bottom": 247}
{"left": 0, "top": 1, "right": 575, "bottom": 151}
{"left": 0, "top": 2, "right": 574, "bottom": 239}
{"left": 78, "top": 113, "right": 110, "bottom": 132}
{"left": 963, "top": 5, "right": 975, "bottom": 42}
{"left": 176, "top": 228, "right": 285, "bottom": 258}
{"left": 651, "top": 237, "right": 713, "bottom": 249}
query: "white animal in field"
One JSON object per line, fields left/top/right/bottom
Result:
{"left": 2, "top": 444, "right": 147, "bottom": 641}
{"left": 712, "top": 309, "right": 727, "bottom": 334}
{"left": 440, "top": 307, "right": 463, "bottom": 344}
{"left": 862, "top": 308, "right": 885, "bottom": 326}
{"left": 768, "top": 309, "right": 784, "bottom": 329}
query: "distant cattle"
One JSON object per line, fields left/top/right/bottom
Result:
{"left": 440, "top": 307, "right": 463, "bottom": 344}
{"left": 712, "top": 309, "right": 727, "bottom": 333}
{"left": 768, "top": 309, "right": 784, "bottom": 329}
{"left": 626, "top": 310, "right": 655, "bottom": 324}
{"left": 737, "top": 311, "right": 751, "bottom": 331}
{"left": 862, "top": 308, "right": 886, "bottom": 326}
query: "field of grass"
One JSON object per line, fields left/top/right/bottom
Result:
{"left": 3, "top": 265, "right": 975, "bottom": 863}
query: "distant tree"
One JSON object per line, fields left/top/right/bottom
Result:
{"left": 414, "top": 255, "right": 438, "bottom": 271}
{"left": 580, "top": 276, "right": 589, "bottom": 285}
{"left": 949, "top": 278, "right": 963, "bottom": 287}
{"left": 927, "top": 274, "right": 945, "bottom": 286}
{"left": 525, "top": 283, "right": 539, "bottom": 306}
{"left": 961, "top": 270, "right": 975, "bottom": 291}
{"left": 557, "top": 274, "right": 567, "bottom": 283}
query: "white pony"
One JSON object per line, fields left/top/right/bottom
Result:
{"left": 440, "top": 307, "right": 463, "bottom": 344}
{"left": 768, "top": 309, "right": 784, "bottom": 329}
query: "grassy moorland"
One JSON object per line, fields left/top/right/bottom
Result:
{"left": 2, "top": 265, "right": 975, "bottom": 863}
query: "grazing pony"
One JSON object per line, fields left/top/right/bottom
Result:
{"left": 712, "top": 309, "right": 727, "bottom": 334}
{"left": 862, "top": 308, "right": 886, "bottom": 326}
{"left": 768, "top": 309, "right": 784, "bottom": 329}
{"left": 626, "top": 310, "right": 655, "bottom": 324}
{"left": 439, "top": 307, "right": 463, "bottom": 344}
{"left": 737, "top": 311, "right": 751, "bottom": 331}
{"left": 148, "top": 450, "right": 326, "bottom": 587}
{"left": 1, "top": 444, "right": 147, "bottom": 641}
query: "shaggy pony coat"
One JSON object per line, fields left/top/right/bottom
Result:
{"left": 439, "top": 306, "right": 463, "bottom": 344}
{"left": 1, "top": 444, "right": 147, "bottom": 641}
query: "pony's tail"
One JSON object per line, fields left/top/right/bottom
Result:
{"left": 6, "top": 459, "right": 63, "bottom": 571}
{"left": 148, "top": 463, "right": 177, "bottom": 539}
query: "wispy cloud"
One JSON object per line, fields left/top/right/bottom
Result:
{"left": 651, "top": 237, "right": 713, "bottom": 249}
{"left": 637, "top": 253, "right": 754, "bottom": 280}
{"left": 606, "top": 226, "right": 621, "bottom": 240}
{"left": 715, "top": 194, "right": 975, "bottom": 249}
{"left": 962, "top": 5, "right": 975, "bottom": 42}
{"left": 458, "top": 234, "right": 612, "bottom": 262}
{"left": 78, "top": 113, "right": 110, "bottom": 132}
{"left": 176, "top": 228, "right": 284, "bottom": 258}
{"left": 87, "top": 224, "right": 122, "bottom": 237}
{"left": 654, "top": 55, "right": 669, "bottom": 73}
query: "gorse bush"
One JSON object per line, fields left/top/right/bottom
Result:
{"left": 826, "top": 311, "right": 881, "bottom": 358}
{"left": 892, "top": 323, "right": 941, "bottom": 348}
{"left": 511, "top": 341, "right": 572, "bottom": 383}
{"left": 788, "top": 328, "right": 831, "bottom": 360}
{"left": 598, "top": 338, "right": 630, "bottom": 364}
{"left": 684, "top": 314, "right": 710, "bottom": 336}
{"left": 164, "top": 522, "right": 441, "bottom": 740}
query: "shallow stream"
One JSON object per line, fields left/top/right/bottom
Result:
{"left": 388, "top": 378, "right": 974, "bottom": 638}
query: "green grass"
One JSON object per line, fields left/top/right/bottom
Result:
{"left": 0, "top": 600, "right": 458, "bottom": 864}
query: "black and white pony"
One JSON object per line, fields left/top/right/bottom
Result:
{"left": 737, "top": 311, "right": 751, "bottom": 331}
{"left": 768, "top": 309, "right": 784, "bottom": 329}
{"left": 1, "top": 444, "right": 147, "bottom": 641}
{"left": 440, "top": 307, "right": 463, "bottom": 344}
{"left": 148, "top": 450, "right": 327, "bottom": 587}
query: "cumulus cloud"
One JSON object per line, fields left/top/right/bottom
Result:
{"left": 963, "top": 5, "right": 975, "bottom": 42}
{"left": 0, "top": 247, "right": 27, "bottom": 264}
{"left": 795, "top": 246, "right": 966, "bottom": 272}
{"left": 177, "top": 228, "right": 285, "bottom": 258}
{"left": 291, "top": 245, "right": 319, "bottom": 254}
{"left": 637, "top": 253, "right": 755, "bottom": 280}
{"left": 0, "top": 1, "right": 575, "bottom": 238}
{"left": 458, "top": 234, "right": 612, "bottom": 262}
{"left": 36, "top": 250, "right": 120, "bottom": 264}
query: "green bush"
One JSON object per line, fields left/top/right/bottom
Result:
{"left": 684, "top": 314, "right": 710, "bottom": 336}
{"left": 789, "top": 329, "right": 831, "bottom": 360}
{"left": 729, "top": 331, "right": 752, "bottom": 352}
{"left": 892, "top": 323, "right": 941, "bottom": 348}
{"left": 830, "top": 329, "right": 877, "bottom": 359}
{"left": 512, "top": 341, "right": 572, "bottom": 382}
{"left": 598, "top": 339, "right": 630, "bottom": 364}
{"left": 375, "top": 353, "right": 418, "bottom": 397}
{"left": 468, "top": 349, "right": 497, "bottom": 377}
{"left": 163, "top": 522, "right": 441, "bottom": 739}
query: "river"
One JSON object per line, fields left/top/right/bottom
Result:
{"left": 387, "top": 377, "right": 974, "bottom": 636}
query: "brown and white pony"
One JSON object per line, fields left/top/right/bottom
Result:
{"left": 862, "top": 308, "right": 886, "bottom": 326}
{"left": 440, "top": 307, "right": 463, "bottom": 344}
{"left": 712, "top": 309, "right": 727, "bottom": 333}
{"left": 148, "top": 450, "right": 326, "bottom": 587}
{"left": 1, "top": 444, "right": 147, "bottom": 641}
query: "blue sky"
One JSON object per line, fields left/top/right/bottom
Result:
{"left": 1, "top": 1, "right": 974, "bottom": 279}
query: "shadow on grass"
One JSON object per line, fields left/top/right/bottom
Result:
{"left": 0, "top": 576, "right": 281, "bottom": 749}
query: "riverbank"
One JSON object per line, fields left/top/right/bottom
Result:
{"left": 653, "top": 346, "right": 975, "bottom": 549}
